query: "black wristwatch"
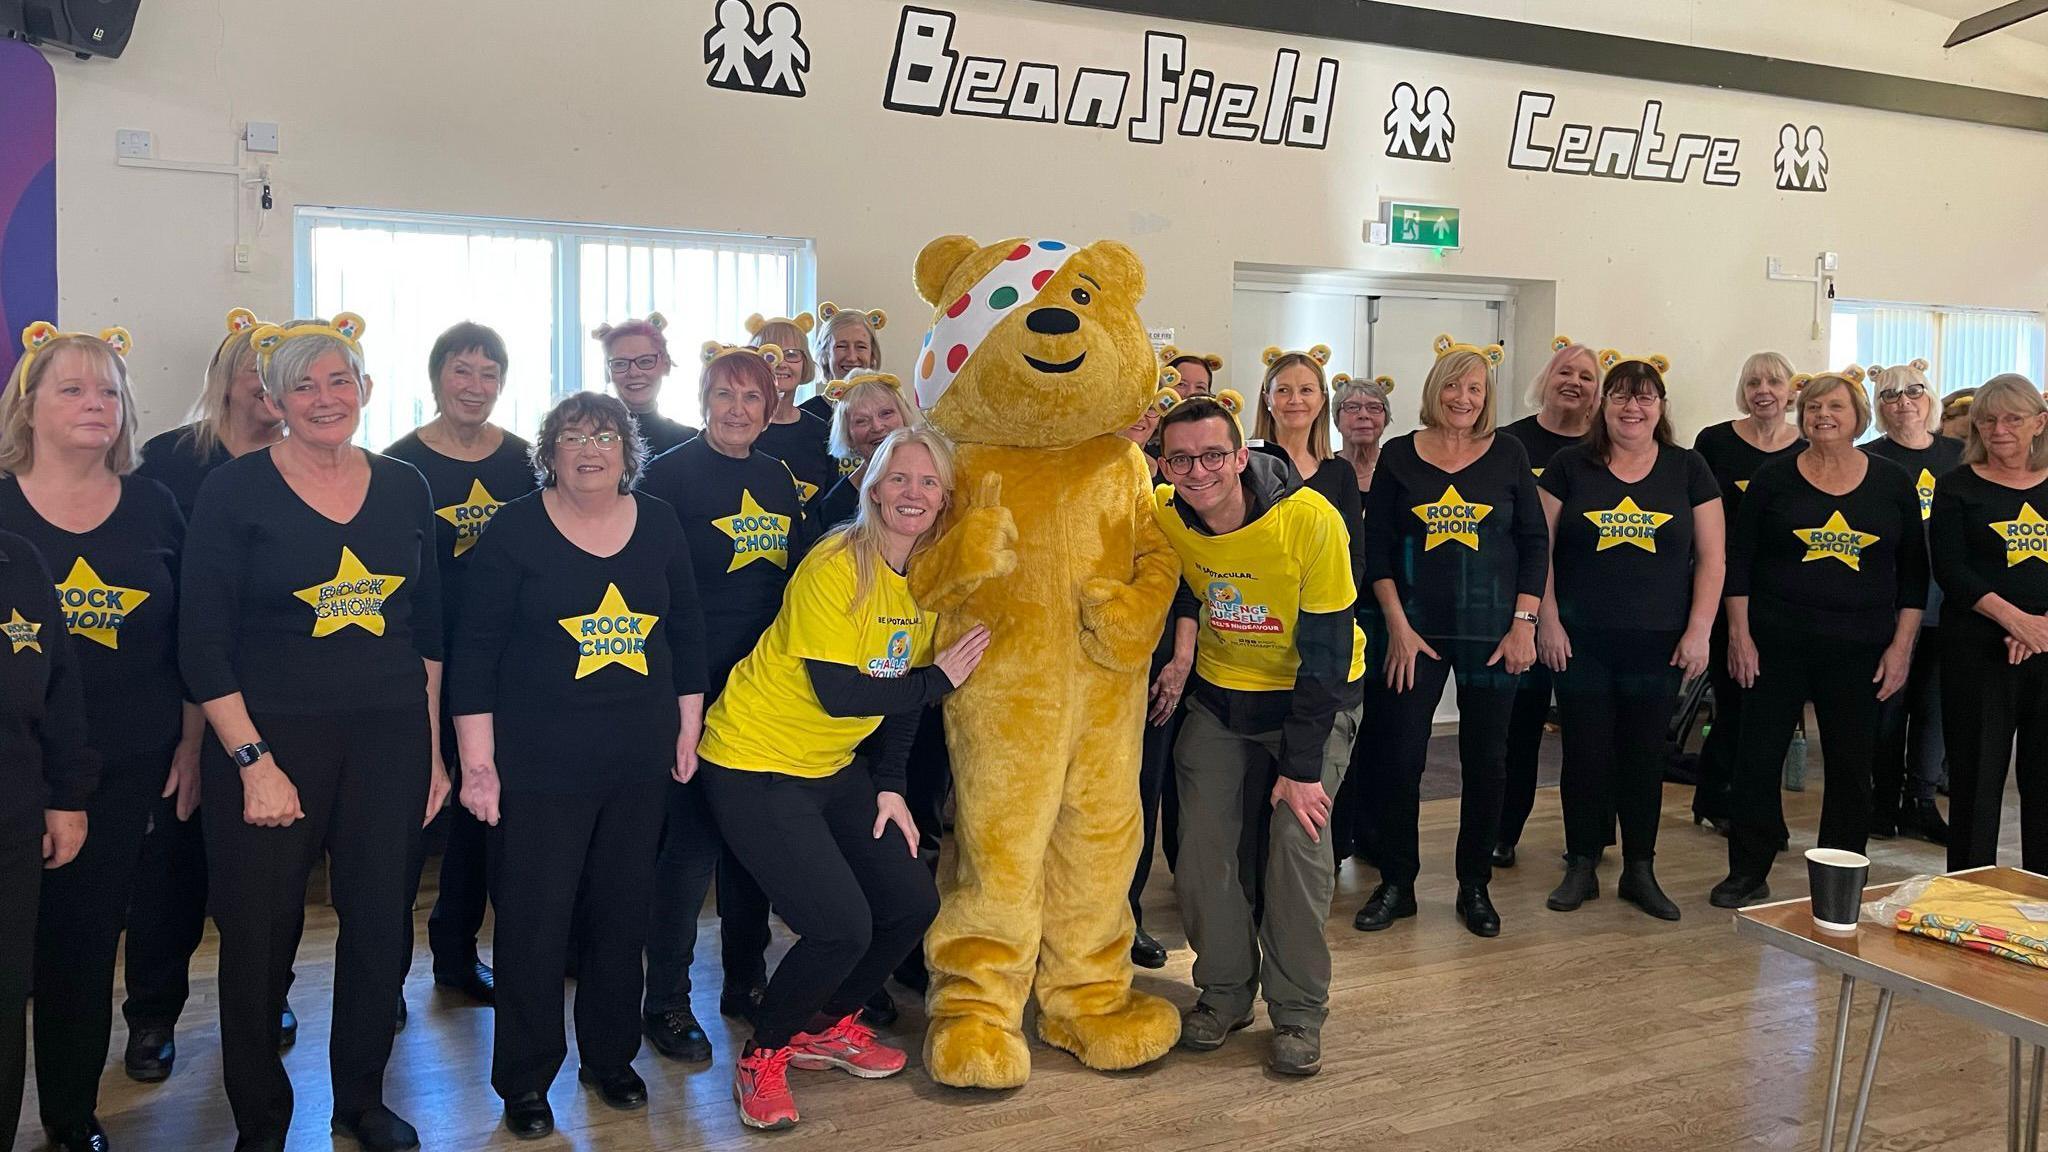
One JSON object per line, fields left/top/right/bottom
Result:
{"left": 231, "top": 741, "right": 271, "bottom": 768}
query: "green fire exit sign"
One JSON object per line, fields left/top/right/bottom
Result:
{"left": 1387, "top": 202, "right": 1461, "bottom": 250}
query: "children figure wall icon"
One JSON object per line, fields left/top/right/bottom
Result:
{"left": 1774, "top": 124, "right": 1829, "bottom": 192}
{"left": 1385, "top": 82, "right": 1454, "bottom": 162}
{"left": 705, "top": 0, "right": 809, "bottom": 98}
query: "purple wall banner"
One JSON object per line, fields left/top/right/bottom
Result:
{"left": 0, "top": 41, "right": 58, "bottom": 383}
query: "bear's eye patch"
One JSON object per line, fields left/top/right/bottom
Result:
{"left": 1071, "top": 287, "right": 1092, "bottom": 306}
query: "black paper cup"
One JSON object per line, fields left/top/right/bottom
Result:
{"left": 1805, "top": 848, "right": 1869, "bottom": 933}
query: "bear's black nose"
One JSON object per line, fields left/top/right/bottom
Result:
{"left": 1026, "top": 307, "right": 1080, "bottom": 335}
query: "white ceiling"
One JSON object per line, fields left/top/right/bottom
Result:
{"left": 1903, "top": 0, "right": 2048, "bottom": 46}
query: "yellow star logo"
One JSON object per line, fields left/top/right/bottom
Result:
{"left": 1735, "top": 479, "right": 1751, "bottom": 492}
{"left": 1794, "top": 510, "right": 1880, "bottom": 571}
{"left": 434, "top": 478, "right": 506, "bottom": 558}
{"left": 1530, "top": 467, "right": 1545, "bottom": 478}
{"left": 55, "top": 556, "right": 150, "bottom": 650}
{"left": 1584, "top": 496, "right": 1673, "bottom": 553}
{"left": 1992, "top": 502, "right": 2048, "bottom": 568}
{"left": 1411, "top": 484, "right": 1492, "bottom": 552}
{"left": 3, "top": 608, "right": 41, "bottom": 654}
{"left": 293, "top": 547, "right": 405, "bottom": 637}
{"left": 795, "top": 478, "right": 820, "bottom": 504}
{"left": 714, "top": 489, "right": 792, "bottom": 573}
{"left": 558, "top": 582, "right": 659, "bottom": 679}
{"left": 1913, "top": 468, "right": 1936, "bottom": 522}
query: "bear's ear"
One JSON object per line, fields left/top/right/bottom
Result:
{"left": 1790, "top": 373, "right": 1814, "bottom": 392}
{"left": 331, "top": 313, "right": 366, "bottom": 343}
{"left": 1081, "top": 239, "right": 1146, "bottom": 301}
{"left": 1598, "top": 348, "right": 1622, "bottom": 373}
{"left": 1159, "top": 365, "right": 1181, "bottom": 391}
{"left": 99, "top": 327, "right": 134, "bottom": 357}
{"left": 1330, "top": 373, "right": 1352, "bottom": 387}
{"left": 866, "top": 308, "right": 887, "bottom": 331}
{"left": 1481, "top": 344, "right": 1505, "bottom": 367}
{"left": 1867, "top": 363, "right": 1887, "bottom": 378}
{"left": 1375, "top": 375, "right": 1396, "bottom": 393}
{"left": 250, "top": 325, "right": 287, "bottom": 359}
{"left": 1552, "top": 334, "right": 1571, "bottom": 353}
{"left": 757, "top": 344, "right": 785, "bottom": 369}
{"left": 1205, "top": 354, "right": 1223, "bottom": 371}
{"left": 817, "top": 301, "right": 841, "bottom": 323}
{"left": 1432, "top": 334, "right": 1454, "bottom": 357}
{"left": 700, "top": 341, "right": 726, "bottom": 365}
{"left": 914, "top": 235, "right": 983, "bottom": 308}
{"left": 226, "top": 308, "right": 259, "bottom": 334}
{"left": 794, "top": 312, "right": 815, "bottom": 335}
{"left": 1214, "top": 388, "right": 1247, "bottom": 417}
{"left": 1149, "top": 388, "right": 1179, "bottom": 415}
{"left": 1647, "top": 354, "right": 1672, "bottom": 375}
{"left": 646, "top": 312, "right": 667, "bottom": 332}
{"left": 1842, "top": 364, "right": 1865, "bottom": 385}
{"left": 874, "top": 372, "right": 904, "bottom": 393}
{"left": 590, "top": 322, "right": 615, "bottom": 341}
{"left": 1158, "top": 344, "right": 1182, "bottom": 363}
{"left": 1910, "top": 357, "right": 1929, "bottom": 372}
{"left": 1307, "top": 344, "right": 1332, "bottom": 366}
{"left": 744, "top": 314, "right": 768, "bottom": 337}
{"left": 21, "top": 321, "right": 59, "bottom": 354}
{"left": 1261, "top": 346, "right": 1284, "bottom": 368}
{"left": 824, "top": 378, "right": 851, "bottom": 403}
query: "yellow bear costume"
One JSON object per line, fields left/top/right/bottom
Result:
{"left": 908, "top": 236, "right": 1182, "bottom": 1087}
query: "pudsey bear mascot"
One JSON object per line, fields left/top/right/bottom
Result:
{"left": 907, "top": 235, "right": 1182, "bottom": 1087}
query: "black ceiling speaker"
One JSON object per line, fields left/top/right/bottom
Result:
{"left": 2, "top": 0, "right": 141, "bottom": 60}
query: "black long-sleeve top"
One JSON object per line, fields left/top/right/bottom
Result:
{"left": 804, "top": 661, "right": 952, "bottom": 795}
{"left": 447, "top": 490, "right": 708, "bottom": 792}
{"left": 1252, "top": 445, "right": 1367, "bottom": 600}
{"left": 1726, "top": 454, "right": 1928, "bottom": 643}
{"left": 755, "top": 411, "right": 839, "bottom": 507}
{"left": 1539, "top": 443, "right": 1720, "bottom": 633}
{"left": 1499, "top": 413, "right": 1585, "bottom": 478}
{"left": 0, "top": 476, "right": 185, "bottom": 763}
{"left": 381, "top": 430, "right": 538, "bottom": 651}
{"left": 178, "top": 449, "right": 443, "bottom": 715}
{"left": 1362, "top": 432, "right": 1549, "bottom": 643}
{"left": 1692, "top": 420, "right": 1805, "bottom": 522}
{"left": 639, "top": 437, "right": 811, "bottom": 697}
{"left": 1930, "top": 465, "right": 2048, "bottom": 617}
{"left": 816, "top": 474, "right": 861, "bottom": 535}
{"left": 137, "top": 424, "right": 232, "bottom": 517}
{"left": 1864, "top": 434, "right": 1964, "bottom": 626}
{"left": 0, "top": 530, "right": 98, "bottom": 834}
{"left": 633, "top": 410, "right": 699, "bottom": 458}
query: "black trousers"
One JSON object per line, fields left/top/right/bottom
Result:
{"left": 1941, "top": 613, "right": 2048, "bottom": 872}
{"left": 1131, "top": 701, "right": 1184, "bottom": 927}
{"left": 1, "top": 825, "right": 43, "bottom": 1149}
{"left": 1693, "top": 614, "right": 1742, "bottom": 823}
{"left": 1497, "top": 662, "right": 1554, "bottom": 850}
{"left": 1872, "top": 627, "right": 1945, "bottom": 818}
{"left": 1372, "top": 636, "right": 1519, "bottom": 888}
{"left": 643, "top": 775, "right": 726, "bottom": 1016}
{"left": 701, "top": 761, "right": 938, "bottom": 1050}
{"left": 202, "top": 705, "right": 430, "bottom": 1141}
{"left": 490, "top": 776, "right": 666, "bottom": 1099}
{"left": 1555, "top": 630, "right": 1681, "bottom": 863}
{"left": 894, "top": 710, "right": 950, "bottom": 984}
{"left": 1727, "top": 625, "right": 1883, "bottom": 880}
{"left": 34, "top": 752, "right": 167, "bottom": 1131}
{"left": 122, "top": 792, "right": 211, "bottom": 1031}
{"left": 401, "top": 720, "right": 491, "bottom": 982}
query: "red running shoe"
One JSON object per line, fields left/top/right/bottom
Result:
{"left": 734, "top": 1046, "right": 799, "bottom": 1130}
{"left": 789, "top": 1012, "right": 908, "bottom": 1079}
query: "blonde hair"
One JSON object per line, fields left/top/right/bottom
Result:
{"left": 1419, "top": 349, "right": 1497, "bottom": 437}
{"left": 1794, "top": 371, "right": 1873, "bottom": 439}
{"left": 1871, "top": 362, "right": 1941, "bottom": 436}
{"left": 1961, "top": 374, "right": 2048, "bottom": 469}
{"left": 185, "top": 325, "right": 263, "bottom": 458}
{"left": 821, "top": 426, "right": 955, "bottom": 611}
{"left": 828, "top": 378, "right": 924, "bottom": 461}
{"left": 1524, "top": 342, "right": 1599, "bottom": 409}
{"left": 814, "top": 308, "right": 884, "bottom": 380}
{"left": 1735, "top": 351, "right": 1796, "bottom": 416}
{"left": 0, "top": 335, "right": 142, "bottom": 476}
{"left": 1253, "top": 352, "right": 1332, "bottom": 459}
{"left": 749, "top": 320, "right": 816, "bottom": 392}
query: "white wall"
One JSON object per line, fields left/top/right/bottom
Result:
{"left": 42, "top": 0, "right": 2048, "bottom": 436}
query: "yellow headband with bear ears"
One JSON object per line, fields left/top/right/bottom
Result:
{"left": 18, "top": 322, "right": 134, "bottom": 396}
{"left": 249, "top": 313, "right": 365, "bottom": 368}
{"left": 1597, "top": 349, "right": 1673, "bottom": 376}
{"left": 1331, "top": 372, "right": 1396, "bottom": 395}
{"left": 821, "top": 371, "right": 907, "bottom": 404}
{"left": 590, "top": 311, "right": 667, "bottom": 342}
{"left": 1867, "top": 357, "right": 1931, "bottom": 378}
{"left": 817, "top": 302, "right": 887, "bottom": 333}
{"left": 1432, "top": 333, "right": 1505, "bottom": 366}
{"left": 1790, "top": 364, "right": 1866, "bottom": 391}
{"left": 1160, "top": 345, "right": 1224, "bottom": 373}
{"left": 1261, "top": 345, "right": 1332, "bottom": 372}
{"left": 700, "top": 342, "right": 786, "bottom": 370}
{"left": 745, "top": 312, "right": 816, "bottom": 338}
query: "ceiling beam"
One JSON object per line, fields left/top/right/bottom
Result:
{"left": 1944, "top": 0, "right": 2048, "bottom": 48}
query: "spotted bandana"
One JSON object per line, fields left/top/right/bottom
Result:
{"left": 915, "top": 239, "right": 1074, "bottom": 410}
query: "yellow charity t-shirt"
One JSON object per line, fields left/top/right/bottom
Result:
{"left": 697, "top": 539, "right": 936, "bottom": 778}
{"left": 1152, "top": 483, "right": 1366, "bottom": 693}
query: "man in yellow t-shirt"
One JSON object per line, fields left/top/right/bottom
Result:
{"left": 1149, "top": 396, "right": 1365, "bottom": 1078}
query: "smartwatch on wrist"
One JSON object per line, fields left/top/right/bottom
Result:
{"left": 1512, "top": 610, "right": 1539, "bottom": 625}
{"left": 231, "top": 741, "right": 271, "bottom": 768}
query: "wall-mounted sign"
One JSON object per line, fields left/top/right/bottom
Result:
{"left": 1385, "top": 82, "right": 1453, "bottom": 162}
{"left": 1148, "top": 327, "right": 1175, "bottom": 354}
{"left": 882, "top": 8, "right": 1341, "bottom": 149}
{"left": 1386, "top": 201, "right": 1461, "bottom": 249}
{"left": 1773, "top": 124, "right": 1829, "bottom": 191}
{"left": 705, "top": 0, "right": 810, "bottom": 97}
{"left": 1507, "top": 92, "right": 1748, "bottom": 187}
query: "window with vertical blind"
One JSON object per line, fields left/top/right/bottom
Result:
{"left": 1829, "top": 300, "right": 2047, "bottom": 399}
{"left": 294, "top": 207, "right": 814, "bottom": 449}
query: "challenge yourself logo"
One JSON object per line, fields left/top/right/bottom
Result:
{"left": 55, "top": 556, "right": 148, "bottom": 649}
{"left": 867, "top": 629, "right": 915, "bottom": 677}
{"left": 1205, "top": 579, "right": 1281, "bottom": 634}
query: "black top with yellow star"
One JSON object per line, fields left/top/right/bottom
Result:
{"left": 1930, "top": 463, "right": 2048, "bottom": 618}
{"left": 641, "top": 436, "right": 812, "bottom": 696}
{"left": 383, "top": 429, "right": 538, "bottom": 650}
{"left": 0, "top": 475, "right": 185, "bottom": 762}
{"left": 179, "top": 448, "right": 443, "bottom": 715}
{"left": 1362, "top": 432, "right": 1549, "bottom": 644}
{"left": 446, "top": 490, "right": 708, "bottom": 792}
{"left": 136, "top": 423, "right": 233, "bottom": 517}
{"left": 1540, "top": 442, "right": 1720, "bottom": 634}
{"left": 1728, "top": 454, "right": 1927, "bottom": 642}
{"left": 0, "top": 529, "right": 98, "bottom": 833}
{"left": 1864, "top": 433, "right": 1963, "bottom": 626}
{"left": 754, "top": 411, "right": 839, "bottom": 509}
{"left": 1499, "top": 414, "right": 1585, "bottom": 479}
{"left": 1692, "top": 421, "right": 1807, "bottom": 521}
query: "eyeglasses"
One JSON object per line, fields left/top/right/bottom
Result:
{"left": 1974, "top": 413, "right": 2039, "bottom": 430}
{"left": 1877, "top": 384, "right": 1927, "bottom": 403}
{"left": 607, "top": 355, "right": 662, "bottom": 374}
{"left": 1336, "top": 401, "right": 1387, "bottom": 418}
{"left": 1162, "top": 450, "right": 1235, "bottom": 476}
{"left": 1607, "top": 391, "right": 1661, "bottom": 408}
{"left": 559, "top": 432, "right": 624, "bottom": 451}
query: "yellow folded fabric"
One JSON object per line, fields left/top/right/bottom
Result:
{"left": 1891, "top": 876, "right": 2048, "bottom": 970}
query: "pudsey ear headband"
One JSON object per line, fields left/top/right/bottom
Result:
{"left": 1790, "top": 364, "right": 1866, "bottom": 391}
{"left": 1432, "top": 333, "right": 1505, "bottom": 366}
{"left": 1597, "top": 349, "right": 1673, "bottom": 375}
{"left": 746, "top": 312, "right": 816, "bottom": 337}
{"left": 591, "top": 312, "right": 667, "bottom": 342}
{"left": 817, "top": 302, "right": 887, "bottom": 333}
{"left": 822, "top": 371, "right": 907, "bottom": 404}
{"left": 249, "top": 314, "right": 365, "bottom": 368}
{"left": 1331, "top": 372, "right": 1396, "bottom": 395}
{"left": 1866, "top": 358, "right": 1931, "bottom": 377}
{"left": 18, "top": 322, "right": 134, "bottom": 396}
{"left": 1261, "top": 344, "right": 1332, "bottom": 370}
{"left": 701, "top": 342, "right": 786, "bottom": 369}
{"left": 1160, "top": 345, "right": 1224, "bottom": 373}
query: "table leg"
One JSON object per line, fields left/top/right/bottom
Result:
{"left": 1842, "top": 988, "right": 1893, "bottom": 1151}
{"left": 1822, "top": 975, "right": 1856, "bottom": 1152}
{"left": 2026, "top": 1045, "right": 2043, "bottom": 1152}
{"left": 2015, "top": 1038, "right": 2026, "bottom": 1152}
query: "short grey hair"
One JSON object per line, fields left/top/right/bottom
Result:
{"left": 258, "top": 319, "right": 368, "bottom": 406}
{"left": 828, "top": 378, "right": 924, "bottom": 461}
{"left": 1735, "top": 351, "right": 1795, "bottom": 416}
{"left": 531, "top": 390, "right": 649, "bottom": 492}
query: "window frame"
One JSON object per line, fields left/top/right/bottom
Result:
{"left": 1829, "top": 296, "right": 2047, "bottom": 396}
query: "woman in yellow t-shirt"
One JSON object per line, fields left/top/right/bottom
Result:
{"left": 696, "top": 427, "right": 990, "bottom": 1131}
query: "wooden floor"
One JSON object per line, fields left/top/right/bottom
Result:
{"left": 18, "top": 775, "right": 2034, "bottom": 1151}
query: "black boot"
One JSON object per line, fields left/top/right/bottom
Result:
{"left": 1352, "top": 883, "right": 1417, "bottom": 932}
{"left": 331, "top": 1104, "right": 420, "bottom": 1151}
{"left": 1906, "top": 798, "right": 1949, "bottom": 845}
{"left": 862, "top": 986, "right": 900, "bottom": 1027}
{"left": 502, "top": 1091, "right": 554, "bottom": 1140}
{"left": 1546, "top": 855, "right": 1600, "bottom": 912}
{"left": 1490, "top": 842, "right": 1517, "bottom": 869}
{"left": 644, "top": 1009, "right": 713, "bottom": 1062}
{"left": 1617, "top": 860, "right": 1681, "bottom": 921}
{"left": 1455, "top": 883, "right": 1501, "bottom": 937}
{"left": 1130, "top": 928, "right": 1168, "bottom": 969}
{"left": 124, "top": 1025, "right": 175, "bottom": 1083}
{"left": 44, "top": 1117, "right": 110, "bottom": 1151}
{"left": 1709, "top": 873, "right": 1771, "bottom": 909}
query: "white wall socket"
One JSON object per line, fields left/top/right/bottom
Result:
{"left": 245, "top": 122, "right": 280, "bottom": 154}
{"left": 115, "top": 129, "right": 153, "bottom": 159}
{"left": 233, "top": 245, "right": 253, "bottom": 273}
